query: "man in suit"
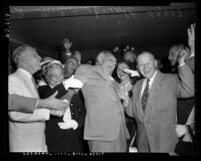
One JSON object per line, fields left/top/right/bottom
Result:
{"left": 8, "top": 92, "right": 67, "bottom": 113}
{"left": 168, "top": 24, "right": 195, "bottom": 155}
{"left": 8, "top": 44, "right": 67, "bottom": 152}
{"left": 74, "top": 51, "right": 130, "bottom": 152}
{"left": 121, "top": 51, "right": 194, "bottom": 153}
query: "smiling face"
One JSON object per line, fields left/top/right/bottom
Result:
{"left": 46, "top": 64, "right": 65, "bottom": 87}
{"left": 101, "top": 53, "right": 117, "bottom": 76}
{"left": 137, "top": 52, "right": 157, "bottom": 79}
{"left": 117, "top": 62, "right": 130, "bottom": 81}
{"left": 64, "top": 57, "right": 78, "bottom": 77}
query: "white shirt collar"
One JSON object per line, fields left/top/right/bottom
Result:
{"left": 148, "top": 70, "right": 158, "bottom": 88}
{"left": 18, "top": 68, "right": 33, "bottom": 79}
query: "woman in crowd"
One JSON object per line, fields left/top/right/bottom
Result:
{"left": 38, "top": 60, "right": 86, "bottom": 152}
{"left": 115, "top": 60, "right": 138, "bottom": 150}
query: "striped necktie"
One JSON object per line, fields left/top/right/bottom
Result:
{"left": 141, "top": 79, "right": 150, "bottom": 112}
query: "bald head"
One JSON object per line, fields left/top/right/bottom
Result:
{"left": 137, "top": 51, "right": 157, "bottom": 79}
{"left": 12, "top": 45, "right": 41, "bottom": 74}
{"left": 96, "top": 51, "right": 116, "bottom": 75}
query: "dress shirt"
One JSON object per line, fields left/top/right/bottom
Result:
{"left": 140, "top": 70, "right": 157, "bottom": 98}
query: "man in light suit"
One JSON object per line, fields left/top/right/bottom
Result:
{"left": 8, "top": 45, "right": 67, "bottom": 152}
{"left": 8, "top": 92, "right": 67, "bottom": 113}
{"left": 121, "top": 51, "right": 194, "bottom": 153}
{"left": 74, "top": 51, "right": 130, "bottom": 152}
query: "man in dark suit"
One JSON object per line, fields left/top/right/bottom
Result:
{"left": 74, "top": 51, "right": 130, "bottom": 152}
{"left": 121, "top": 51, "right": 194, "bottom": 153}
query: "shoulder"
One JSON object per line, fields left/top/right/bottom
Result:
{"left": 9, "top": 71, "right": 22, "bottom": 82}
{"left": 75, "top": 64, "right": 96, "bottom": 76}
{"left": 77, "top": 64, "right": 94, "bottom": 71}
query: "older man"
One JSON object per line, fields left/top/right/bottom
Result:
{"left": 74, "top": 51, "right": 130, "bottom": 152}
{"left": 8, "top": 45, "right": 67, "bottom": 152}
{"left": 121, "top": 51, "right": 194, "bottom": 153}
{"left": 64, "top": 57, "right": 79, "bottom": 78}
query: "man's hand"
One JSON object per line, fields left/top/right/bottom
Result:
{"left": 175, "top": 124, "right": 188, "bottom": 137}
{"left": 63, "top": 38, "right": 73, "bottom": 50}
{"left": 38, "top": 91, "right": 68, "bottom": 110}
{"left": 178, "top": 49, "right": 188, "bottom": 65}
{"left": 50, "top": 110, "right": 65, "bottom": 117}
{"left": 188, "top": 23, "right": 195, "bottom": 53}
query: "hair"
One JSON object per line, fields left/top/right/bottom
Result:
{"left": 95, "top": 51, "right": 113, "bottom": 65}
{"left": 170, "top": 43, "right": 188, "bottom": 50}
{"left": 137, "top": 51, "right": 156, "bottom": 61}
{"left": 12, "top": 44, "right": 33, "bottom": 65}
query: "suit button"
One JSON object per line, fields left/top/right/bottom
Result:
{"left": 71, "top": 104, "right": 73, "bottom": 106}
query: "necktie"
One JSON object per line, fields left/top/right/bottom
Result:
{"left": 31, "top": 77, "right": 39, "bottom": 96}
{"left": 141, "top": 79, "right": 150, "bottom": 112}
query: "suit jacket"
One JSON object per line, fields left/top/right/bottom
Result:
{"left": 125, "top": 64, "right": 194, "bottom": 153}
{"left": 8, "top": 94, "right": 38, "bottom": 113}
{"left": 74, "top": 64, "right": 130, "bottom": 141}
{"left": 8, "top": 68, "right": 50, "bottom": 152}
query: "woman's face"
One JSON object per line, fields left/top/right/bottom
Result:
{"left": 47, "top": 65, "right": 64, "bottom": 87}
{"left": 117, "top": 62, "right": 130, "bottom": 81}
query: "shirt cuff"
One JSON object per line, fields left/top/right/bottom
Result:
{"left": 42, "top": 109, "right": 50, "bottom": 120}
{"left": 178, "top": 63, "right": 185, "bottom": 67}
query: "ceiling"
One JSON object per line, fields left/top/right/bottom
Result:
{"left": 9, "top": 4, "right": 196, "bottom": 59}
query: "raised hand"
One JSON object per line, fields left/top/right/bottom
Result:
{"left": 187, "top": 23, "right": 195, "bottom": 53}
{"left": 63, "top": 38, "right": 73, "bottom": 50}
{"left": 177, "top": 48, "right": 188, "bottom": 65}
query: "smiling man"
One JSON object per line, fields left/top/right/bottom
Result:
{"left": 121, "top": 51, "right": 194, "bottom": 154}
{"left": 74, "top": 51, "right": 130, "bottom": 152}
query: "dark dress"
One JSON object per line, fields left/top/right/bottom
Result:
{"left": 38, "top": 83, "right": 87, "bottom": 152}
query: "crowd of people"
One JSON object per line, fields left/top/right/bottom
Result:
{"left": 8, "top": 23, "right": 195, "bottom": 155}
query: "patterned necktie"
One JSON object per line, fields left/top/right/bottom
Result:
{"left": 141, "top": 79, "right": 150, "bottom": 112}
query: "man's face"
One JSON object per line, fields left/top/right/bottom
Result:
{"left": 137, "top": 53, "right": 157, "bottom": 79}
{"left": 24, "top": 47, "right": 41, "bottom": 73}
{"left": 168, "top": 46, "right": 179, "bottom": 66}
{"left": 64, "top": 58, "right": 78, "bottom": 77}
{"left": 101, "top": 54, "right": 116, "bottom": 75}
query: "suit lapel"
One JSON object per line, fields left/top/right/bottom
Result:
{"left": 144, "top": 71, "right": 163, "bottom": 120}
{"left": 17, "top": 70, "right": 39, "bottom": 98}
{"left": 136, "top": 80, "right": 145, "bottom": 118}
{"left": 96, "top": 65, "right": 116, "bottom": 89}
